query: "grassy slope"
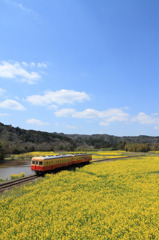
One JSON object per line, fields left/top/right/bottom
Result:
{"left": 0, "top": 155, "right": 159, "bottom": 239}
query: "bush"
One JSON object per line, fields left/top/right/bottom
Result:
{"left": 125, "top": 143, "right": 150, "bottom": 152}
{"left": 0, "top": 141, "right": 4, "bottom": 160}
{"left": 10, "top": 174, "right": 19, "bottom": 180}
{"left": 10, "top": 172, "right": 26, "bottom": 180}
{"left": 19, "top": 172, "right": 25, "bottom": 178}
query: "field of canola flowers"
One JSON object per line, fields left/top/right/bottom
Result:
{"left": 0, "top": 154, "right": 159, "bottom": 239}
{"left": 12, "top": 150, "right": 127, "bottom": 161}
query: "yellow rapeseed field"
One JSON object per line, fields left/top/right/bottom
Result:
{"left": 12, "top": 150, "right": 127, "bottom": 161}
{"left": 0, "top": 155, "right": 159, "bottom": 239}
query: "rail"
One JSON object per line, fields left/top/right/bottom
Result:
{"left": 0, "top": 174, "right": 40, "bottom": 193}
{"left": 92, "top": 155, "right": 145, "bottom": 163}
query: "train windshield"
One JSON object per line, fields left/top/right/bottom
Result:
{"left": 39, "top": 161, "right": 43, "bottom": 166}
{"left": 32, "top": 161, "right": 35, "bottom": 164}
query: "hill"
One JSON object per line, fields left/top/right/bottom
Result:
{"left": 0, "top": 122, "right": 76, "bottom": 154}
{"left": 0, "top": 122, "right": 159, "bottom": 155}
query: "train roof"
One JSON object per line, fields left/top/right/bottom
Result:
{"left": 32, "top": 153, "right": 91, "bottom": 161}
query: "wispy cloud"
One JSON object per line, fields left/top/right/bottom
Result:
{"left": 4, "top": 1, "right": 41, "bottom": 22}
{"left": 66, "top": 125, "right": 78, "bottom": 130}
{"left": 132, "top": 112, "right": 159, "bottom": 125}
{"left": 0, "top": 113, "right": 10, "bottom": 116}
{"left": 0, "top": 99, "right": 26, "bottom": 110}
{"left": 0, "top": 88, "right": 6, "bottom": 96}
{"left": 55, "top": 108, "right": 76, "bottom": 117}
{"left": 17, "top": 3, "right": 33, "bottom": 14}
{"left": 0, "top": 61, "right": 45, "bottom": 84}
{"left": 55, "top": 108, "right": 159, "bottom": 129}
{"left": 27, "top": 89, "right": 90, "bottom": 106}
{"left": 22, "top": 62, "right": 47, "bottom": 68}
{"left": 55, "top": 107, "right": 130, "bottom": 125}
{"left": 27, "top": 118, "right": 50, "bottom": 126}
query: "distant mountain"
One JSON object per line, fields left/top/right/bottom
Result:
{"left": 0, "top": 122, "right": 159, "bottom": 154}
{"left": 66, "top": 133, "right": 159, "bottom": 149}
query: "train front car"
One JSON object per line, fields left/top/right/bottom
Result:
{"left": 31, "top": 156, "right": 45, "bottom": 175}
{"left": 31, "top": 154, "right": 74, "bottom": 175}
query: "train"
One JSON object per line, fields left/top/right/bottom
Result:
{"left": 31, "top": 153, "right": 92, "bottom": 174}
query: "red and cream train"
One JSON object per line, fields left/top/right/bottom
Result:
{"left": 31, "top": 153, "right": 92, "bottom": 174}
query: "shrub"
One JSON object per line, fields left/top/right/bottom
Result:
{"left": 10, "top": 174, "right": 19, "bottom": 180}
{"left": 19, "top": 172, "right": 25, "bottom": 178}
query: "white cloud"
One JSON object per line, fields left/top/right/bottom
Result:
{"left": 55, "top": 107, "right": 130, "bottom": 125}
{"left": 0, "top": 61, "right": 41, "bottom": 84}
{"left": 99, "top": 121, "right": 109, "bottom": 126}
{"left": 26, "top": 94, "right": 45, "bottom": 106}
{"left": 0, "top": 88, "right": 6, "bottom": 96}
{"left": 152, "top": 113, "right": 159, "bottom": 116}
{"left": 55, "top": 109, "right": 159, "bottom": 128}
{"left": 17, "top": 3, "right": 32, "bottom": 14}
{"left": 37, "top": 63, "right": 47, "bottom": 68}
{"left": 73, "top": 108, "right": 99, "bottom": 119}
{"left": 27, "top": 118, "right": 50, "bottom": 126}
{"left": 47, "top": 105, "right": 58, "bottom": 110}
{"left": 66, "top": 125, "right": 78, "bottom": 129}
{"left": 55, "top": 108, "right": 75, "bottom": 117}
{"left": 132, "top": 112, "right": 159, "bottom": 125}
{"left": 5, "top": 1, "right": 38, "bottom": 19}
{"left": 30, "top": 62, "right": 36, "bottom": 67}
{"left": 22, "top": 62, "right": 28, "bottom": 67}
{"left": 68, "top": 108, "right": 129, "bottom": 121}
{"left": 0, "top": 99, "right": 26, "bottom": 110}
{"left": 0, "top": 113, "right": 10, "bottom": 116}
{"left": 98, "top": 108, "right": 129, "bottom": 120}
{"left": 27, "top": 89, "right": 90, "bottom": 106}
{"left": 21, "top": 61, "right": 47, "bottom": 68}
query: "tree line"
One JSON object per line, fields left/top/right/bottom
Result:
{"left": 0, "top": 122, "right": 159, "bottom": 160}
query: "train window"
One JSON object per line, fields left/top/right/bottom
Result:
{"left": 39, "top": 161, "right": 43, "bottom": 166}
{"left": 36, "top": 161, "right": 38, "bottom": 165}
{"left": 32, "top": 161, "right": 35, "bottom": 164}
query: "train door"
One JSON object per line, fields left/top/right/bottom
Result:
{"left": 35, "top": 161, "right": 38, "bottom": 171}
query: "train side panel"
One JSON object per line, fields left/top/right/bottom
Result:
{"left": 31, "top": 154, "right": 92, "bottom": 174}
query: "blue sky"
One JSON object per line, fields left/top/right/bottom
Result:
{"left": 0, "top": 0, "right": 159, "bottom": 136}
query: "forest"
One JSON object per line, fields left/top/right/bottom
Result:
{"left": 0, "top": 122, "right": 159, "bottom": 159}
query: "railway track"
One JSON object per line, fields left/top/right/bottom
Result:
{"left": 0, "top": 155, "right": 145, "bottom": 193}
{"left": 92, "top": 154, "right": 146, "bottom": 163}
{"left": 0, "top": 174, "right": 40, "bottom": 193}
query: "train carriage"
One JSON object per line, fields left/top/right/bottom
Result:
{"left": 31, "top": 153, "right": 92, "bottom": 174}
